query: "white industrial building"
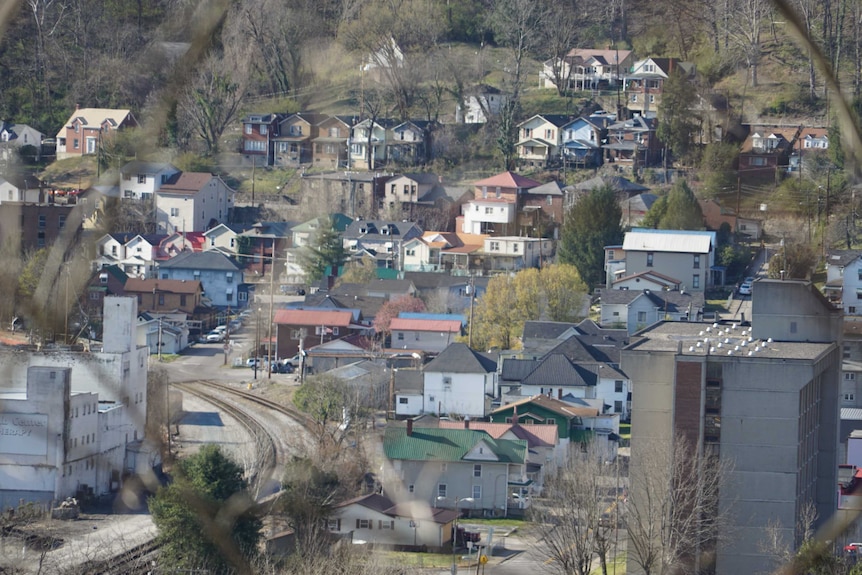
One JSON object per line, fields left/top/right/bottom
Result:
{"left": 0, "top": 296, "right": 155, "bottom": 508}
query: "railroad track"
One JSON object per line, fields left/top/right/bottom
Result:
{"left": 79, "top": 539, "right": 160, "bottom": 575}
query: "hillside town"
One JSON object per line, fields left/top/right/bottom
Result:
{"left": 2, "top": 0, "right": 862, "bottom": 573}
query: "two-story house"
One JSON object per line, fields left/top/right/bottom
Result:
{"left": 312, "top": 115, "right": 355, "bottom": 168}
{"left": 202, "top": 223, "right": 249, "bottom": 254}
{"left": 788, "top": 127, "right": 830, "bottom": 173}
{"left": 118, "top": 161, "right": 181, "bottom": 200}
{"left": 55, "top": 106, "right": 137, "bottom": 160}
{"left": 157, "top": 250, "right": 250, "bottom": 309}
{"left": 738, "top": 126, "right": 801, "bottom": 178}
{"left": 349, "top": 118, "right": 397, "bottom": 170}
{"left": 482, "top": 236, "right": 555, "bottom": 272}
{"left": 0, "top": 121, "right": 45, "bottom": 161}
{"left": 0, "top": 202, "right": 79, "bottom": 253}
{"left": 382, "top": 422, "right": 528, "bottom": 517}
{"left": 560, "top": 113, "right": 615, "bottom": 169}
{"left": 389, "top": 120, "right": 435, "bottom": 166}
{"left": 155, "top": 172, "right": 234, "bottom": 233}
{"left": 380, "top": 173, "right": 442, "bottom": 217}
{"left": 272, "top": 112, "right": 325, "bottom": 167}
{"left": 460, "top": 172, "right": 541, "bottom": 236}
{"left": 237, "top": 221, "right": 294, "bottom": 277}
{"left": 541, "top": 48, "right": 634, "bottom": 91}
{"left": 273, "top": 308, "right": 358, "bottom": 359}
{"left": 342, "top": 219, "right": 423, "bottom": 270}
{"left": 699, "top": 198, "right": 762, "bottom": 239}
{"left": 455, "top": 84, "right": 509, "bottom": 124}
{"left": 421, "top": 343, "right": 498, "bottom": 418}
{"left": 120, "top": 233, "right": 168, "bottom": 278}
{"left": 624, "top": 57, "right": 696, "bottom": 118}
{"left": 389, "top": 317, "right": 462, "bottom": 353}
{"left": 123, "top": 277, "right": 203, "bottom": 315}
{"left": 825, "top": 250, "right": 862, "bottom": 313}
{"left": 83, "top": 265, "right": 129, "bottom": 327}
{"left": 616, "top": 228, "right": 717, "bottom": 290}
{"left": 490, "top": 394, "right": 607, "bottom": 451}
{"left": 0, "top": 174, "right": 45, "bottom": 204}
{"left": 516, "top": 114, "right": 570, "bottom": 169}
{"left": 519, "top": 180, "right": 565, "bottom": 233}
{"left": 602, "top": 115, "right": 661, "bottom": 168}
{"left": 401, "top": 231, "right": 487, "bottom": 273}
{"left": 240, "top": 113, "right": 280, "bottom": 166}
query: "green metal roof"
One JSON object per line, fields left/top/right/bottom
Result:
{"left": 383, "top": 427, "right": 527, "bottom": 464}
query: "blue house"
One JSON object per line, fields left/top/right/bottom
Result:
{"left": 560, "top": 114, "right": 614, "bottom": 169}
{"left": 157, "top": 251, "right": 252, "bottom": 309}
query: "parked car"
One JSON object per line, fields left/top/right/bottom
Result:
{"left": 845, "top": 542, "right": 862, "bottom": 554}
{"left": 228, "top": 319, "right": 242, "bottom": 332}
{"left": 738, "top": 281, "right": 752, "bottom": 296}
{"left": 206, "top": 330, "right": 225, "bottom": 343}
{"left": 282, "top": 354, "right": 303, "bottom": 368}
{"left": 246, "top": 357, "right": 262, "bottom": 368}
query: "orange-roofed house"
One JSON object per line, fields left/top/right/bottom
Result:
{"left": 155, "top": 172, "right": 234, "bottom": 234}
{"left": 273, "top": 308, "right": 359, "bottom": 358}
{"left": 389, "top": 317, "right": 463, "bottom": 353}
{"left": 401, "top": 231, "right": 487, "bottom": 273}
{"left": 123, "top": 278, "right": 203, "bottom": 314}
{"left": 461, "top": 171, "right": 541, "bottom": 236}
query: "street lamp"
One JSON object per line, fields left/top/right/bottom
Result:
{"left": 437, "top": 496, "right": 475, "bottom": 574}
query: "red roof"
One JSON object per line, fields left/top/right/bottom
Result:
{"left": 158, "top": 173, "right": 215, "bottom": 195}
{"left": 273, "top": 309, "right": 352, "bottom": 327}
{"left": 389, "top": 318, "right": 461, "bottom": 332}
{"left": 473, "top": 171, "right": 541, "bottom": 189}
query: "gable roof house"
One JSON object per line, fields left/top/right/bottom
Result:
{"left": 123, "top": 277, "right": 203, "bottom": 315}
{"left": 738, "top": 125, "right": 802, "bottom": 182}
{"left": 602, "top": 115, "right": 662, "bottom": 168}
{"left": 382, "top": 424, "right": 528, "bottom": 517}
{"left": 623, "top": 57, "right": 696, "bottom": 119}
{"left": 516, "top": 114, "right": 571, "bottom": 169}
{"left": 342, "top": 219, "right": 423, "bottom": 270}
{"left": 273, "top": 112, "right": 326, "bottom": 167}
{"left": 600, "top": 288, "right": 705, "bottom": 333}
{"left": 155, "top": 172, "right": 234, "bottom": 234}
{"left": 825, "top": 250, "right": 862, "bottom": 313}
{"left": 349, "top": 118, "right": 398, "bottom": 170}
{"left": 0, "top": 173, "right": 45, "bottom": 204}
{"left": 0, "top": 121, "right": 45, "bottom": 161}
{"left": 420, "top": 343, "right": 498, "bottom": 418}
{"left": 83, "top": 265, "right": 129, "bottom": 328}
{"left": 401, "top": 231, "right": 487, "bottom": 274}
{"left": 157, "top": 250, "right": 249, "bottom": 309}
{"left": 788, "top": 127, "right": 829, "bottom": 173}
{"left": 389, "top": 120, "right": 436, "bottom": 166}
{"left": 312, "top": 115, "right": 355, "bottom": 169}
{"left": 541, "top": 48, "right": 634, "bottom": 91}
{"left": 380, "top": 173, "right": 444, "bottom": 219}
{"left": 273, "top": 308, "right": 361, "bottom": 360}
{"left": 699, "top": 198, "right": 762, "bottom": 239}
{"left": 616, "top": 228, "right": 718, "bottom": 290}
{"left": 56, "top": 107, "right": 137, "bottom": 159}
{"left": 119, "top": 161, "right": 181, "bottom": 200}
{"left": 202, "top": 223, "right": 249, "bottom": 254}
{"left": 328, "top": 493, "right": 459, "bottom": 550}
{"left": 460, "top": 171, "right": 541, "bottom": 237}
{"left": 455, "top": 84, "right": 509, "bottom": 124}
{"left": 237, "top": 221, "right": 295, "bottom": 277}
{"left": 239, "top": 113, "right": 280, "bottom": 166}
{"left": 560, "top": 113, "right": 615, "bottom": 169}
{"left": 389, "top": 317, "right": 463, "bottom": 353}
{"left": 120, "top": 233, "right": 168, "bottom": 278}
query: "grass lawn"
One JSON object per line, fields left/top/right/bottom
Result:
{"left": 384, "top": 551, "right": 462, "bottom": 569}
{"left": 591, "top": 551, "right": 626, "bottom": 575}
{"left": 231, "top": 167, "right": 299, "bottom": 199}
{"left": 459, "top": 517, "right": 528, "bottom": 529}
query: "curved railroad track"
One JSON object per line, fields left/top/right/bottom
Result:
{"left": 82, "top": 379, "right": 312, "bottom": 575}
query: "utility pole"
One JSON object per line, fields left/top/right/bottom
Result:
{"left": 735, "top": 176, "right": 741, "bottom": 233}
{"left": 467, "top": 275, "right": 476, "bottom": 348}
{"left": 267, "top": 238, "right": 275, "bottom": 379}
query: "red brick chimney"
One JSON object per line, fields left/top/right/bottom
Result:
{"left": 407, "top": 418, "right": 413, "bottom": 436}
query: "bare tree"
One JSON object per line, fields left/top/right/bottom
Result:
{"left": 626, "top": 434, "right": 732, "bottom": 575}
{"left": 531, "top": 442, "right": 624, "bottom": 575}
{"left": 178, "top": 50, "right": 248, "bottom": 155}
{"left": 723, "top": 0, "right": 770, "bottom": 87}
{"left": 539, "top": 0, "right": 579, "bottom": 96}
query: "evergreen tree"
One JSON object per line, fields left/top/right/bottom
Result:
{"left": 149, "top": 445, "right": 262, "bottom": 573}
{"left": 658, "top": 180, "right": 704, "bottom": 230}
{"left": 656, "top": 68, "right": 698, "bottom": 165}
{"left": 299, "top": 215, "right": 347, "bottom": 283}
{"left": 559, "top": 187, "right": 623, "bottom": 290}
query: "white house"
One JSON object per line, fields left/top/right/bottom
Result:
{"left": 119, "top": 161, "right": 181, "bottom": 200}
{"left": 155, "top": 173, "right": 234, "bottom": 234}
{"left": 121, "top": 234, "right": 167, "bottom": 278}
{"left": 329, "top": 493, "right": 458, "bottom": 549}
{"left": 0, "top": 122, "right": 44, "bottom": 161}
{"left": 203, "top": 223, "right": 247, "bottom": 254}
{"left": 516, "top": 114, "right": 569, "bottom": 168}
{"left": 349, "top": 119, "right": 395, "bottom": 170}
{"left": 455, "top": 85, "right": 508, "bottom": 124}
{"left": 599, "top": 288, "right": 704, "bottom": 334}
{"left": 825, "top": 250, "right": 862, "bottom": 314}
{"left": 483, "top": 236, "right": 555, "bottom": 271}
{"left": 422, "top": 343, "right": 497, "bottom": 418}
{"left": 0, "top": 175, "right": 44, "bottom": 204}
{"left": 541, "top": 48, "right": 634, "bottom": 90}
{"left": 389, "top": 317, "right": 462, "bottom": 353}
{"left": 94, "top": 232, "right": 137, "bottom": 270}
{"left": 619, "top": 228, "right": 717, "bottom": 291}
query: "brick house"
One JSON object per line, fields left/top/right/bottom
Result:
{"left": 240, "top": 113, "right": 280, "bottom": 166}
{"left": 123, "top": 278, "right": 203, "bottom": 315}
{"left": 55, "top": 107, "right": 137, "bottom": 160}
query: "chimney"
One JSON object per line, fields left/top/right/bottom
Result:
{"left": 75, "top": 103, "right": 80, "bottom": 110}
{"left": 407, "top": 418, "right": 413, "bottom": 436}
{"left": 513, "top": 404, "right": 518, "bottom": 422}
{"left": 464, "top": 417, "right": 470, "bottom": 429}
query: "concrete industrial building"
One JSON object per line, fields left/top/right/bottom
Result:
{"left": 0, "top": 296, "right": 152, "bottom": 508}
{"left": 622, "top": 279, "right": 841, "bottom": 575}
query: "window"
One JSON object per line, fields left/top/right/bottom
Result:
{"left": 693, "top": 254, "right": 700, "bottom": 269}
{"left": 750, "top": 156, "right": 767, "bottom": 167}
{"left": 637, "top": 311, "right": 647, "bottom": 323}
{"left": 615, "top": 400, "right": 623, "bottom": 412}
{"left": 408, "top": 484, "right": 415, "bottom": 493}
{"left": 472, "top": 485, "right": 482, "bottom": 499}
{"left": 490, "top": 241, "right": 500, "bottom": 251}
{"left": 226, "top": 272, "right": 233, "bottom": 284}
{"left": 846, "top": 393, "right": 856, "bottom": 402}
{"left": 545, "top": 129, "right": 554, "bottom": 139}
{"left": 73, "top": 138, "right": 79, "bottom": 149}
{"left": 327, "top": 519, "right": 341, "bottom": 531}
{"left": 648, "top": 94, "right": 655, "bottom": 104}
{"left": 513, "top": 243, "right": 519, "bottom": 253}
{"left": 244, "top": 140, "right": 265, "bottom": 152}
{"left": 646, "top": 252, "right": 654, "bottom": 267}
{"left": 495, "top": 186, "right": 501, "bottom": 198}
{"left": 193, "top": 271, "right": 201, "bottom": 280}
{"left": 332, "top": 327, "right": 339, "bottom": 335}
{"left": 58, "top": 215, "right": 66, "bottom": 229}
{"left": 399, "top": 397, "right": 408, "bottom": 404}
{"left": 692, "top": 274, "right": 700, "bottom": 289}
{"left": 473, "top": 464, "right": 482, "bottom": 478}
{"left": 790, "top": 321, "right": 797, "bottom": 333}
{"left": 180, "top": 295, "right": 187, "bottom": 307}
{"left": 443, "top": 376, "right": 452, "bottom": 390}
{"left": 547, "top": 195, "right": 553, "bottom": 206}
{"left": 158, "top": 294, "right": 165, "bottom": 305}
{"left": 615, "top": 380, "right": 623, "bottom": 393}
{"left": 170, "top": 208, "right": 179, "bottom": 217}
{"left": 429, "top": 395, "right": 435, "bottom": 402}
{"left": 379, "top": 520, "right": 394, "bottom": 530}
{"left": 397, "top": 332, "right": 404, "bottom": 340}
{"left": 631, "top": 94, "right": 638, "bottom": 103}
{"left": 845, "top": 345, "right": 852, "bottom": 358}
{"left": 238, "top": 291, "right": 248, "bottom": 302}
{"left": 846, "top": 373, "right": 856, "bottom": 381}
{"left": 485, "top": 206, "right": 493, "bottom": 214}
{"left": 438, "top": 484, "right": 447, "bottom": 498}
{"left": 260, "top": 125, "right": 267, "bottom": 135}
{"left": 357, "top": 519, "right": 371, "bottom": 529}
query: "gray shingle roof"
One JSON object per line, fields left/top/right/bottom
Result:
{"left": 501, "top": 358, "right": 540, "bottom": 382}
{"left": 522, "top": 354, "right": 597, "bottom": 387}
{"left": 600, "top": 289, "right": 705, "bottom": 313}
{"left": 827, "top": 250, "right": 862, "bottom": 268}
{"left": 522, "top": 321, "right": 580, "bottom": 340}
{"left": 158, "top": 250, "right": 242, "bottom": 271}
{"left": 425, "top": 343, "right": 497, "bottom": 373}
